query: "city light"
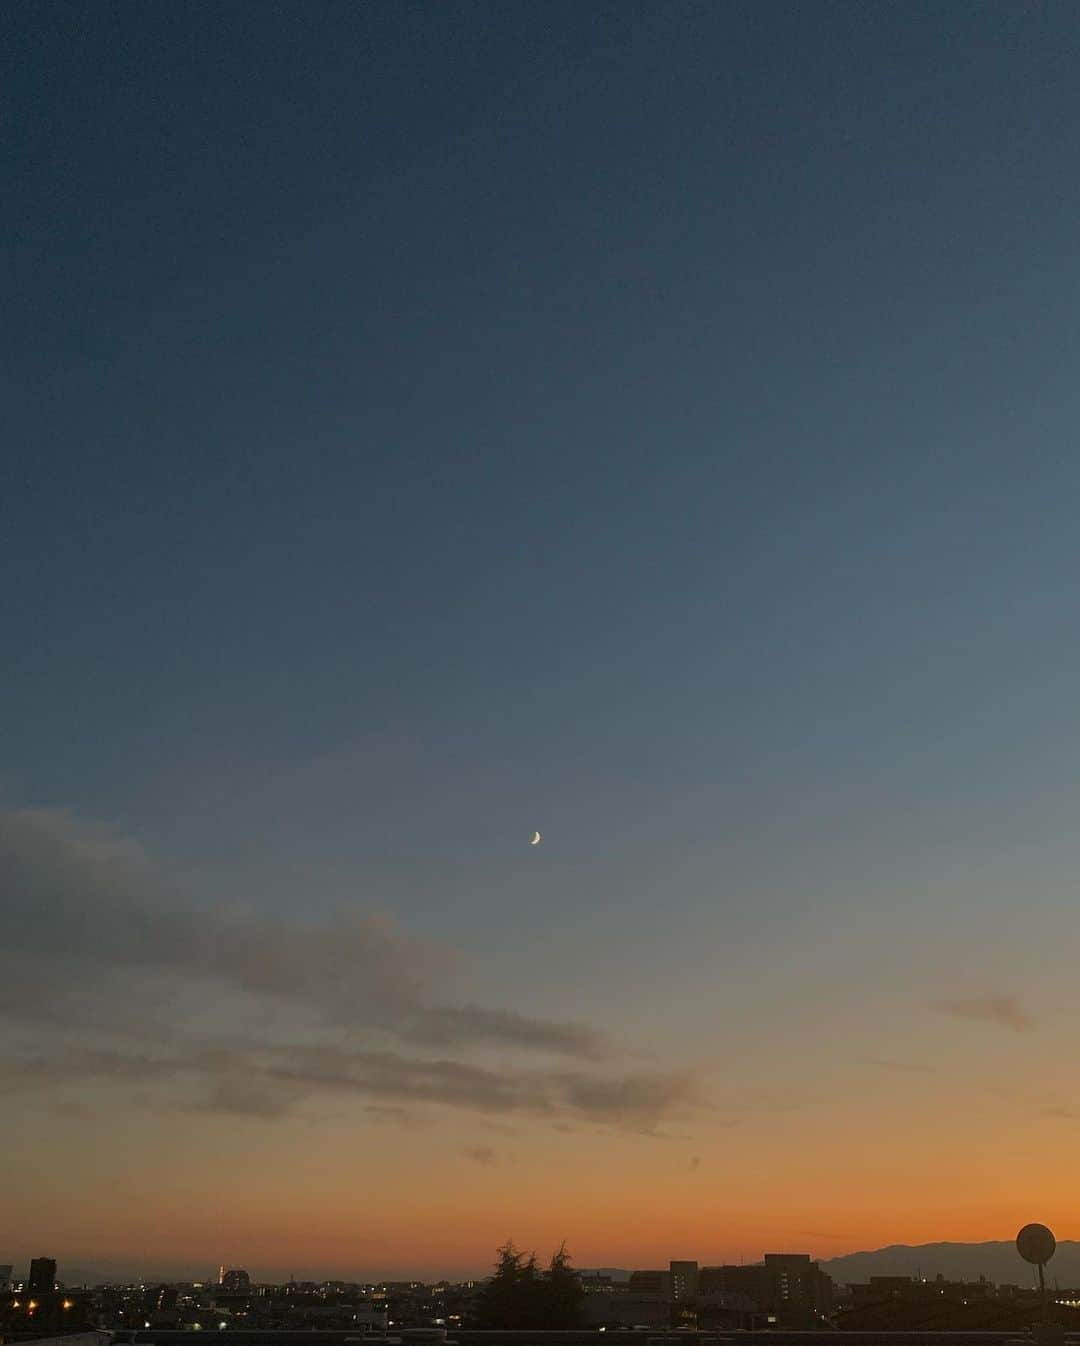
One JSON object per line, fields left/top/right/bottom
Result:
{"left": 5, "top": 1246, "right": 1070, "bottom": 1338}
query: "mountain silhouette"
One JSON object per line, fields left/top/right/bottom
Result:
{"left": 820, "top": 1242, "right": 1077, "bottom": 1286}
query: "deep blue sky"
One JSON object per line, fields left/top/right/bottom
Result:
{"left": 5, "top": 1, "right": 1080, "bottom": 927}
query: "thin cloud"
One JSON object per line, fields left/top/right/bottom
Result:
{"left": 0, "top": 808, "right": 605, "bottom": 1059}
{"left": 400, "top": 1005, "right": 608, "bottom": 1060}
{"left": 197, "top": 1076, "right": 304, "bottom": 1121}
{"left": 460, "top": 1145, "right": 497, "bottom": 1165}
{"left": 933, "top": 994, "right": 1034, "bottom": 1034}
{"left": 558, "top": 1068, "right": 707, "bottom": 1133}
{"left": 262, "top": 1048, "right": 704, "bottom": 1129}
{"left": 0, "top": 1042, "right": 706, "bottom": 1130}
{"left": 0, "top": 808, "right": 709, "bottom": 1132}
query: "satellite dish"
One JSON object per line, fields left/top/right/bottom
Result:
{"left": 1017, "top": 1224, "right": 1056, "bottom": 1265}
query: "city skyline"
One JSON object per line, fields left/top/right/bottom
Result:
{"left": 0, "top": 1241, "right": 1061, "bottom": 1289}
{"left": 5, "top": 1, "right": 1080, "bottom": 1277}
{"left": 4, "top": 1245, "right": 1074, "bottom": 1341}
{"left": 0, "top": 1235, "right": 1069, "bottom": 1292}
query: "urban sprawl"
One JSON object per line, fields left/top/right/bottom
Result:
{"left": 2, "top": 1253, "right": 1076, "bottom": 1339}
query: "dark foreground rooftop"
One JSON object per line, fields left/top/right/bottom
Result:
{"left": 86, "top": 1330, "right": 1080, "bottom": 1346}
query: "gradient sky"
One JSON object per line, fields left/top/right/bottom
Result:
{"left": 4, "top": 0, "right": 1080, "bottom": 1282}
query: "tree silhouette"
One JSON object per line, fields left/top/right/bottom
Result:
{"left": 473, "top": 1240, "right": 584, "bottom": 1329}
{"left": 543, "top": 1242, "right": 586, "bottom": 1328}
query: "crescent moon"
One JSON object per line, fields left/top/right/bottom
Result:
{"left": 530, "top": 831, "right": 542, "bottom": 845}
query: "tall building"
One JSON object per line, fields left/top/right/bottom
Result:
{"left": 699, "top": 1254, "right": 832, "bottom": 1326}
{"left": 0, "top": 1265, "right": 13, "bottom": 1293}
{"left": 764, "top": 1253, "right": 833, "bottom": 1319}
{"left": 219, "top": 1269, "right": 251, "bottom": 1293}
{"left": 670, "top": 1261, "right": 699, "bottom": 1302}
{"left": 28, "top": 1258, "right": 57, "bottom": 1295}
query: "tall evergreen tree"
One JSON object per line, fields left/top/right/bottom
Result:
{"left": 473, "top": 1240, "right": 584, "bottom": 1329}
{"left": 473, "top": 1242, "right": 540, "bottom": 1329}
{"left": 543, "top": 1242, "right": 586, "bottom": 1329}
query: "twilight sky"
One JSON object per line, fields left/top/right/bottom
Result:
{"left": 4, "top": 0, "right": 1080, "bottom": 1281}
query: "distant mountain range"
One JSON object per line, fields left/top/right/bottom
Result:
{"left": 819, "top": 1242, "right": 1077, "bottom": 1287}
